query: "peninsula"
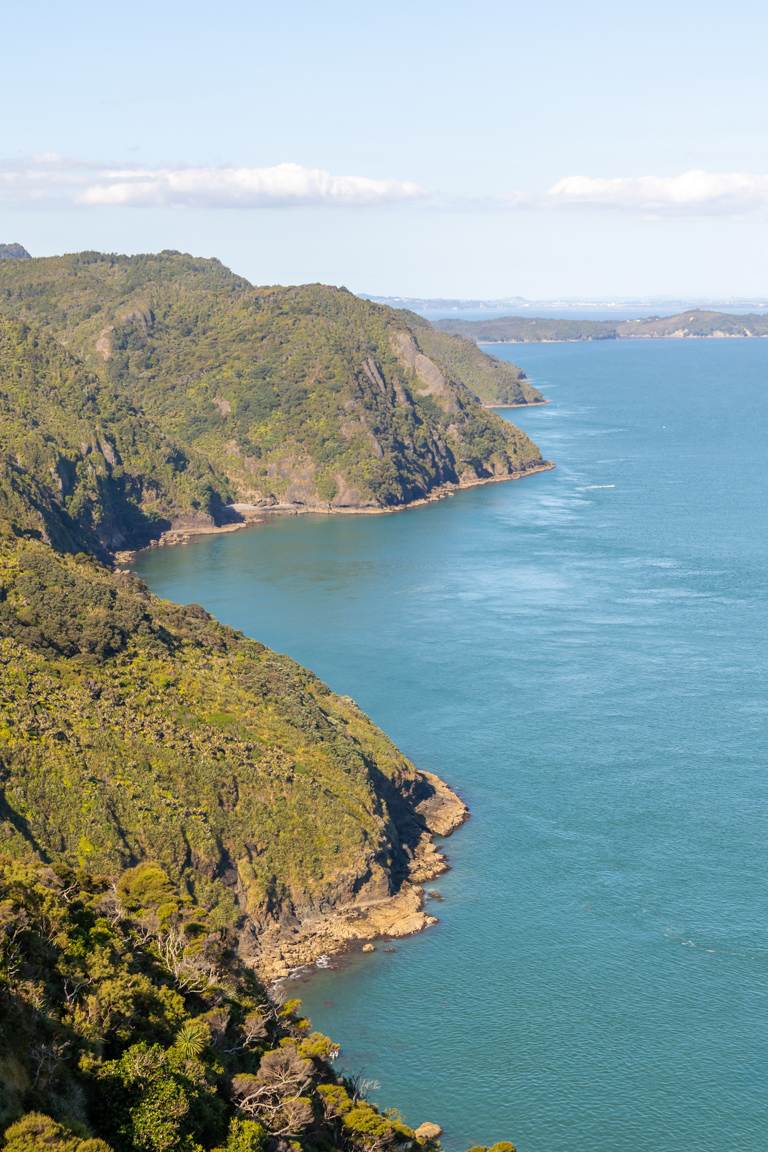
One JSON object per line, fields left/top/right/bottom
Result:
{"left": 0, "top": 250, "right": 549, "bottom": 559}
{"left": 436, "top": 309, "right": 768, "bottom": 343}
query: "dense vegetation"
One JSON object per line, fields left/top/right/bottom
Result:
{"left": 0, "top": 532, "right": 492, "bottom": 1146}
{"left": 0, "top": 856, "right": 522, "bottom": 1151}
{"left": 0, "top": 252, "right": 546, "bottom": 534}
{"left": 437, "top": 309, "right": 768, "bottom": 342}
{"left": 0, "top": 250, "right": 526, "bottom": 1150}
{"left": 0, "top": 319, "right": 232, "bottom": 557}
{"left": 0, "top": 537, "right": 445, "bottom": 969}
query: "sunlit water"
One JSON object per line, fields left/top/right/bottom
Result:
{"left": 136, "top": 340, "right": 768, "bottom": 1152}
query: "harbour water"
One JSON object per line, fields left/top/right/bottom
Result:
{"left": 136, "top": 339, "right": 768, "bottom": 1152}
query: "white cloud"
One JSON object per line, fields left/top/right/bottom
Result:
{"left": 547, "top": 170, "right": 768, "bottom": 214}
{"left": 5, "top": 156, "right": 768, "bottom": 219}
{"left": 0, "top": 156, "right": 426, "bottom": 209}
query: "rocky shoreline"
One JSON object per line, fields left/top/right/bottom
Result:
{"left": 115, "top": 460, "right": 554, "bottom": 562}
{"left": 259, "top": 771, "right": 469, "bottom": 984}
{"left": 483, "top": 398, "right": 551, "bottom": 409}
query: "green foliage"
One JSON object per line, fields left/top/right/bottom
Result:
{"left": 0, "top": 538, "right": 432, "bottom": 958}
{"left": 0, "top": 856, "right": 437, "bottom": 1152}
{"left": 297, "top": 1033, "right": 340, "bottom": 1061}
{"left": 465, "top": 1144, "right": 517, "bottom": 1152}
{"left": 1, "top": 1114, "right": 111, "bottom": 1151}
{"left": 221, "top": 1119, "right": 266, "bottom": 1152}
{"left": 116, "top": 865, "right": 182, "bottom": 916}
{"left": 0, "top": 252, "right": 545, "bottom": 524}
{"left": 341, "top": 1100, "right": 413, "bottom": 1151}
{"left": 0, "top": 319, "right": 231, "bottom": 558}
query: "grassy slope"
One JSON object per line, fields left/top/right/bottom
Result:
{"left": 0, "top": 253, "right": 545, "bottom": 518}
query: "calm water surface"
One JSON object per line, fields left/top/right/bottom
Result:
{"left": 136, "top": 340, "right": 768, "bottom": 1152}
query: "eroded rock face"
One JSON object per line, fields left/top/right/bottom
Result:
{"left": 390, "top": 330, "right": 459, "bottom": 414}
{"left": 249, "top": 769, "right": 468, "bottom": 981}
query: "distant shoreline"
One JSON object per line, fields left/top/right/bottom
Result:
{"left": 477, "top": 334, "right": 768, "bottom": 346}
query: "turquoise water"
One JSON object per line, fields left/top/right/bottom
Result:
{"left": 135, "top": 340, "right": 768, "bottom": 1152}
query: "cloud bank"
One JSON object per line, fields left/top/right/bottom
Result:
{"left": 547, "top": 170, "right": 768, "bottom": 214}
{"left": 0, "top": 156, "right": 426, "bottom": 209}
{"left": 3, "top": 157, "right": 768, "bottom": 217}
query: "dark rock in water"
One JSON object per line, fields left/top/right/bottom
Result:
{"left": 0, "top": 243, "right": 31, "bottom": 260}
{"left": 427, "top": 888, "right": 444, "bottom": 901}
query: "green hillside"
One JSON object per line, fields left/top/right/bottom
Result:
{"left": 0, "top": 252, "right": 527, "bottom": 1151}
{"left": 436, "top": 316, "right": 619, "bottom": 342}
{"left": 0, "top": 537, "right": 460, "bottom": 978}
{"left": 0, "top": 319, "right": 232, "bottom": 557}
{"left": 0, "top": 252, "right": 547, "bottom": 524}
{"left": 0, "top": 534, "right": 480, "bottom": 1147}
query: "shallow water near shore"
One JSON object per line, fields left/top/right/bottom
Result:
{"left": 135, "top": 339, "right": 768, "bottom": 1152}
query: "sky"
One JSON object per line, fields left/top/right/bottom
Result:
{"left": 3, "top": 0, "right": 768, "bottom": 298}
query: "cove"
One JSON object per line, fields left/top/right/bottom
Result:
{"left": 135, "top": 339, "right": 768, "bottom": 1152}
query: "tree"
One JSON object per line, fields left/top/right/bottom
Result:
{"left": 232, "top": 1045, "right": 315, "bottom": 1137}
{"left": 1, "top": 1114, "right": 111, "bottom": 1152}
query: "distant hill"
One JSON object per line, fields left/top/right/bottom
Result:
{"left": 363, "top": 292, "right": 530, "bottom": 312}
{"left": 0, "top": 252, "right": 548, "bottom": 537}
{"left": 437, "top": 309, "right": 768, "bottom": 343}
{"left": 0, "top": 243, "right": 31, "bottom": 260}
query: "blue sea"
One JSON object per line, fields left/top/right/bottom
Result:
{"left": 135, "top": 339, "right": 768, "bottom": 1152}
